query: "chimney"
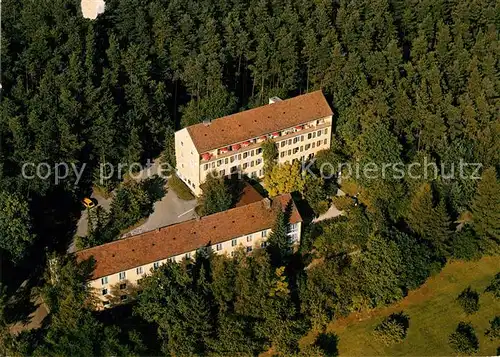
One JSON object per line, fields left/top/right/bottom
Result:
{"left": 269, "top": 96, "right": 282, "bottom": 104}
{"left": 263, "top": 197, "right": 272, "bottom": 210}
{"left": 203, "top": 119, "right": 211, "bottom": 126}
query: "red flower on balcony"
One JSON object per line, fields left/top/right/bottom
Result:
{"left": 231, "top": 144, "right": 241, "bottom": 151}
{"left": 241, "top": 141, "right": 251, "bottom": 147}
{"left": 201, "top": 153, "right": 211, "bottom": 161}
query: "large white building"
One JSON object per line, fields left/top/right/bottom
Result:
{"left": 175, "top": 90, "right": 334, "bottom": 195}
{"left": 76, "top": 194, "right": 303, "bottom": 309}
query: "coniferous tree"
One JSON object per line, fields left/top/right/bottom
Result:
{"left": 471, "top": 167, "right": 500, "bottom": 244}
{"left": 267, "top": 206, "right": 292, "bottom": 267}
{"left": 199, "top": 172, "right": 232, "bottom": 216}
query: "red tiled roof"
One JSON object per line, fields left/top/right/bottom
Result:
{"left": 234, "top": 182, "right": 264, "bottom": 208}
{"left": 75, "top": 194, "right": 302, "bottom": 280}
{"left": 187, "top": 90, "right": 333, "bottom": 153}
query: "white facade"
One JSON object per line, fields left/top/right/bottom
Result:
{"left": 176, "top": 117, "right": 332, "bottom": 195}
{"left": 89, "top": 222, "right": 302, "bottom": 308}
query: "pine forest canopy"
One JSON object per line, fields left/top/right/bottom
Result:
{"left": 0, "top": 0, "right": 499, "bottom": 355}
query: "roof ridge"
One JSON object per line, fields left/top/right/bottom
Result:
{"left": 189, "top": 90, "right": 324, "bottom": 129}
{"left": 75, "top": 196, "right": 280, "bottom": 255}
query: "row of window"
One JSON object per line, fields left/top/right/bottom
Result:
{"left": 202, "top": 127, "right": 329, "bottom": 171}
{"left": 203, "top": 150, "right": 263, "bottom": 171}
{"left": 280, "top": 139, "right": 328, "bottom": 158}
{"left": 278, "top": 128, "right": 328, "bottom": 149}
{"left": 215, "top": 230, "right": 268, "bottom": 251}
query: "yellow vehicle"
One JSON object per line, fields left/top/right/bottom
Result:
{"left": 82, "top": 197, "right": 96, "bottom": 209}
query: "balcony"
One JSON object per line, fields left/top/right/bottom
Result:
{"left": 199, "top": 120, "right": 329, "bottom": 163}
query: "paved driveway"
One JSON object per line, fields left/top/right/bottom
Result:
{"left": 123, "top": 187, "right": 196, "bottom": 238}
{"left": 71, "top": 159, "right": 197, "bottom": 252}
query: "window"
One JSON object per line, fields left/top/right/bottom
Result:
{"left": 259, "top": 169, "right": 263, "bottom": 176}
{"left": 288, "top": 149, "right": 291, "bottom": 156}
{"left": 288, "top": 139, "right": 292, "bottom": 145}
{"left": 308, "top": 133, "right": 312, "bottom": 139}
{"left": 261, "top": 230, "right": 268, "bottom": 237}
{"left": 256, "top": 148, "right": 262, "bottom": 154}
{"left": 324, "top": 139, "right": 327, "bottom": 145}
{"left": 243, "top": 163, "right": 248, "bottom": 169}
{"left": 300, "top": 146, "right": 304, "bottom": 152}
{"left": 317, "top": 130, "right": 322, "bottom": 137}
{"left": 211, "top": 162, "right": 215, "bottom": 168}
{"left": 230, "top": 156, "right": 235, "bottom": 163}
{"left": 225, "top": 158, "right": 229, "bottom": 164}
{"left": 232, "top": 239, "right": 237, "bottom": 247}
{"left": 305, "top": 144, "right": 311, "bottom": 150}
{"left": 256, "top": 158, "right": 262, "bottom": 165}
{"left": 246, "top": 246, "right": 253, "bottom": 253}
{"left": 246, "top": 235, "right": 252, "bottom": 242}
{"left": 323, "top": 128, "right": 328, "bottom": 135}
{"left": 317, "top": 140, "right": 321, "bottom": 147}
{"left": 216, "top": 243, "right": 222, "bottom": 251}
{"left": 301, "top": 135, "right": 304, "bottom": 141}
{"left": 293, "top": 137, "right": 299, "bottom": 144}
{"left": 281, "top": 141, "right": 286, "bottom": 148}
{"left": 243, "top": 152, "right": 248, "bottom": 159}
{"left": 187, "top": 179, "right": 191, "bottom": 185}
{"left": 251, "top": 150, "right": 255, "bottom": 156}
{"left": 312, "top": 142, "right": 316, "bottom": 148}
{"left": 204, "top": 164, "right": 208, "bottom": 171}
{"left": 293, "top": 147, "right": 299, "bottom": 154}
{"left": 250, "top": 161, "right": 254, "bottom": 167}
{"left": 217, "top": 160, "right": 222, "bottom": 167}
{"left": 102, "top": 288, "right": 108, "bottom": 295}
{"left": 103, "top": 301, "right": 110, "bottom": 306}
{"left": 153, "top": 262, "right": 160, "bottom": 269}
{"left": 288, "top": 223, "right": 300, "bottom": 243}
{"left": 185, "top": 252, "right": 191, "bottom": 259}
{"left": 168, "top": 257, "right": 174, "bottom": 263}
{"left": 219, "top": 169, "right": 225, "bottom": 176}
{"left": 119, "top": 271, "right": 126, "bottom": 280}
{"left": 238, "top": 154, "right": 242, "bottom": 160}
{"left": 101, "top": 277, "right": 108, "bottom": 285}
{"left": 230, "top": 251, "right": 235, "bottom": 257}
{"left": 181, "top": 141, "right": 184, "bottom": 146}
{"left": 280, "top": 152, "right": 285, "bottom": 158}
{"left": 120, "top": 283, "right": 127, "bottom": 290}
{"left": 120, "top": 295, "right": 128, "bottom": 301}
{"left": 136, "top": 267, "right": 143, "bottom": 275}
{"left": 260, "top": 242, "right": 268, "bottom": 248}
{"left": 251, "top": 171, "right": 257, "bottom": 178}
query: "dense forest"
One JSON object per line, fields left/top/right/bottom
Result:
{"left": 0, "top": 0, "right": 499, "bottom": 355}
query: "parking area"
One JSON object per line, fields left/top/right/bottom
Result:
{"left": 70, "top": 160, "right": 197, "bottom": 253}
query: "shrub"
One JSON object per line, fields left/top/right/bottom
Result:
{"left": 168, "top": 175, "right": 195, "bottom": 200}
{"left": 485, "top": 273, "right": 500, "bottom": 299}
{"left": 332, "top": 196, "right": 354, "bottom": 211}
{"left": 449, "top": 322, "right": 479, "bottom": 354}
{"left": 485, "top": 316, "right": 500, "bottom": 341}
{"left": 373, "top": 312, "right": 409, "bottom": 346}
{"left": 314, "top": 332, "right": 339, "bottom": 357}
{"left": 457, "top": 287, "right": 480, "bottom": 314}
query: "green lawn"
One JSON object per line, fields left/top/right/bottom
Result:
{"left": 321, "top": 256, "right": 500, "bottom": 356}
